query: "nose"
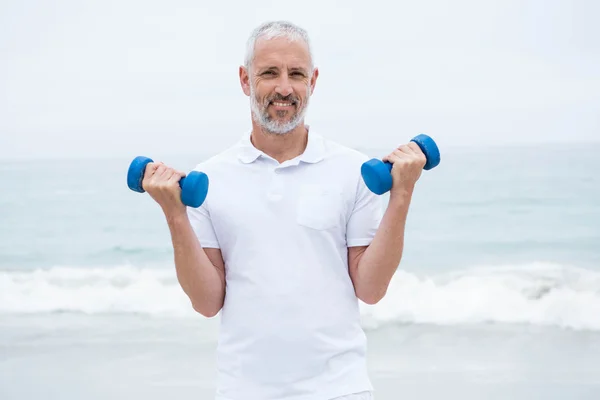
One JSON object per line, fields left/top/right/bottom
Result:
{"left": 275, "top": 74, "right": 293, "bottom": 97}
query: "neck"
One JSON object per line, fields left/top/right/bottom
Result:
{"left": 250, "top": 122, "right": 308, "bottom": 164}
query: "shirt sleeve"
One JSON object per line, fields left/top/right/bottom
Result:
{"left": 187, "top": 203, "right": 220, "bottom": 249}
{"left": 346, "top": 177, "right": 384, "bottom": 247}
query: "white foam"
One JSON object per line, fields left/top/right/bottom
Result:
{"left": 0, "top": 265, "right": 196, "bottom": 318}
{"left": 2, "top": 262, "right": 600, "bottom": 331}
{"left": 360, "top": 262, "right": 600, "bottom": 331}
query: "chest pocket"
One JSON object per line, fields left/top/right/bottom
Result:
{"left": 295, "top": 184, "right": 344, "bottom": 230}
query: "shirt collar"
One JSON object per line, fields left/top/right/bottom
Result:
{"left": 237, "top": 126, "right": 325, "bottom": 165}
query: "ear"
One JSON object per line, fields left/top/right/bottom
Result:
{"left": 239, "top": 65, "right": 251, "bottom": 96}
{"left": 309, "top": 67, "right": 319, "bottom": 95}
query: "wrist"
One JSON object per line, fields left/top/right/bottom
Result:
{"left": 164, "top": 208, "right": 189, "bottom": 225}
{"left": 389, "top": 184, "right": 414, "bottom": 203}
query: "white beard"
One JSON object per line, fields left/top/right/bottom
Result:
{"left": 249, "top": 83, "right": 311, "bottom": 135}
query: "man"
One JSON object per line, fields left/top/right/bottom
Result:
{"left": 142, "top": 21, "right": 426, "bottom": 400}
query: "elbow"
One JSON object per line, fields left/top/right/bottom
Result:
{"left": 357, "top": 287, "right": 387, "bottom": 305}
{"left": 192, "top": 301, "right": 221, "bottom": 318}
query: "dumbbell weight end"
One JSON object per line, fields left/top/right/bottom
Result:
{"left": 361, "top": 134, "right": 441, "bottom": 195}
{"left": 127, "top": 156, "right": 209, "bottom": 208}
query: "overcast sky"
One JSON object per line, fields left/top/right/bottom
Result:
{"left": 1, "top": 0, "right": 598, "bottom": 159}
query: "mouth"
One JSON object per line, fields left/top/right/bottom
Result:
{"left": 269, "top": 100, "right": 297, "bottom": 109}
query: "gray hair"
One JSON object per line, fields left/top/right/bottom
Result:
{"left": 244, "top": 21, "right": 314, "bottom": 72}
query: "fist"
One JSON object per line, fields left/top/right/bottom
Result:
{"left": 141, "top": 162, "right": 187, "bottom": 215}
{"left": 382, "top": 142, "right": 427, "bottom": 194}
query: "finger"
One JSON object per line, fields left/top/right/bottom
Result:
{"left": 154, "top": 164, "right": 168, "bottom": 177}
{"left": 144, "top": 162, "right": 159, "bottom": 177}
{"left": 387, "top": 153, "right": 406, "bottom": 166}
{"left": 407, "top": 143, "right": 427, "bottom": 167}
{"left": 142, "top": 163, "right": 160, "bottom": 192}
{"left": 383, "top": 151, "right": 405, "bottom": 164}
{"left": 398, "top": 144, "right": 417, "bottom": 156}
{"left": 167, "top": 170, "right": 185, "bottom": 185}
{"left": 407, "top": 142, "right": 425, "bottom": 156}
{"left": 383, "top": 151, "right": 400, "bottom": 163}
{"left": 382, "top": 153, "right": 394, "bottom": 163}
{"left": 163, "top": 167, "right": 179, "bottom": 182}
{"left": 383, "top": 145, "right": 408, "bottom": 162}
{"left": 148, "top": 161, "right": 164, "bottom": 169}
{"left": 393, "top": 148, "right": 411, "bottom": 159}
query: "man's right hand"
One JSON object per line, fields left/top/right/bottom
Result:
{"left": 140, "top": 161, "right": 225, "bottom": 317}
{"left": 142, "top": 162, "right": 187, "bottom": 218}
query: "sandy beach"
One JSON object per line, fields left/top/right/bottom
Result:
{"left": 2, "top": 314, "right": 600, "bottom": 400}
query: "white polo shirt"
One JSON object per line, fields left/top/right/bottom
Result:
{"left": 187, "top": 127, "right": 383, "bottom": 400}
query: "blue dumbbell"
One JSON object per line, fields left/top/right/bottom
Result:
{"left": 361, "top": 134, "right": 441, "bottom": 195}
{"left": 126, "top": 156, "right": 209, "bottom": 208}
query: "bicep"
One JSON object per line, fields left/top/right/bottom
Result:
{"left": 204, "top": 247, "right": 225, "bottom": 280}
{"left": 347, "top": 245, "right": 368, "bottom": 283}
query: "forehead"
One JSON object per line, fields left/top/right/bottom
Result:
{"left": 252, "top": 37, "right": 311, "bottom": 69}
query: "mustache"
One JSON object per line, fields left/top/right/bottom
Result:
{"left": 265, "top": 94, "right": 299, "bottom": 105}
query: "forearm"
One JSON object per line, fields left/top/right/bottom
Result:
{"left": 166, "top": 213, "right": 225, "bottom": 317}
{"left": 354, "top": 188, "right": 413, "bottom": 304}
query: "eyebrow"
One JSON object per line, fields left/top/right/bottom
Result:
{"left": 289, "top": 67, "right": 308, "bottom": 74}
{"left": 258, "top": 66, "right": 308, "bottom": 74}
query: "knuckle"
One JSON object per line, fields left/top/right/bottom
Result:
{"left": 142, "top": 181, "right": 154, "bottom": 191}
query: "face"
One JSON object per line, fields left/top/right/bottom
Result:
{"left": 240, "top": 36, "right": 319, "bottom": 135}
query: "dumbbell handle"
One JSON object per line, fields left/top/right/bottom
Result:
{"left": 127, "top": 156, "right": 209, "bottom": 208}
{"left": 361, "top": 134, "right": 440, "bottom": 195}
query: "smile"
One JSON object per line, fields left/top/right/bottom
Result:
{"left": 271, "top": 102, "right": 295, "bottom": 107}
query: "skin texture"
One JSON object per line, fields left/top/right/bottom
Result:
{"left": 239, "top": 37, "right": 318, "bottom": 163}
{"left": 142, "top": 34, "right": 426, "bottom": 316}
{"left": 348, "top": 143, "right": 426, "bottom": 304}
{"left": 142, "top": 162, "right": 225, "bottom": 317}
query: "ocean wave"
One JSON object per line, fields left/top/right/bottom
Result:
{"left": 1, "top": 262, "right": 599, "bottom": 331}
{"left": 0, "top": 265, "right": 192, "bottom": 317}
{"left": 359, "top": 262, "right": 600, "bottom": 331}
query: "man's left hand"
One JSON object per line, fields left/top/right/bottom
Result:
{"left": 381, "top": 142, "right": 427, "bottom": 197}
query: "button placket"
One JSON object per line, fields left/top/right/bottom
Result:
{"left": 267, "top": 167, "right": 285, "bottom": 202}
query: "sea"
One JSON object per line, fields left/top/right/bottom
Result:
{"left": 1, "top": 141, "right": 600, "bottom": 400}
